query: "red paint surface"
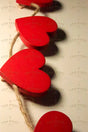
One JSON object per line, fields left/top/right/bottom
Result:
{"left": 34, "top": 111, "right": 73, "bottom": 132}
{"left": 0, "top": 49, "right": 51, "bottom": 95}
{"left": 16, "top": 0, "right": 53, "bottom": 7}
{"left": 15, "top": 16, "right": 57, "bottom": 48}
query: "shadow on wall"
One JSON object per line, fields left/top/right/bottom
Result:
{"left": 37, "top": 28, "right": 67, "bottom": 57}
{"left": 25, "top": 0, "right": 63, "bottom": 13}
{"left": 22, "top": 64, "right": 62, "bottom": 106}
{"left": 23, "top": 85, "right": 62, "bottom": 106}
{"left": 41, "top": 0, "right": 63, "bottom": 12}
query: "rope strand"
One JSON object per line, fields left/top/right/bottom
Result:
{"left": 9, "top": 3, "right": 40, "bottom": 58}
{"left": 3, "top": 4, "right": 40, "bottom": 131}
{"left": 31, "top": 3, "right": 40, "bottom": 16}
{"left": 9, "top": 32, "right": 20, "bottom": 58}
{"left": 18, "top": 3, "right": 40, "bottom": 16}
{"left": 13, "top": 85, "right": 34, "bottom": 132}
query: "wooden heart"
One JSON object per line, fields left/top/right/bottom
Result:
{"left": 15, "top": 16, "right": 57, "bottom": 48}
{"left": 16, "top": 0, "right": 53, "bottom": 7}
{"left": 0, "top": 49, "right": 51, "bottom": 95}
{"left": 34, "top": 111, "right": 72, "bottom": 132}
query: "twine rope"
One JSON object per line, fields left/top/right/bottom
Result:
{"left": 2, "top": 4, "right": 40, "bottom": 131}
{"left": 9, "top": 3, "right": 40, "bottom": 57}
{"left": 9, "top": 32, "right": 20, "bottom": 58}
{"left": 31, "top": 3, "right": 40, "bottom": 16}
{"left": 13, "top": 84, "right": 34, "bottom": 132}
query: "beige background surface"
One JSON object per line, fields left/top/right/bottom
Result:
{"left": 0, "top": 0, "right": 88, "bottom": 132}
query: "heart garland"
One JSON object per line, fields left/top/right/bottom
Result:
{"left": 0, "top": 1, "right": 73, "bottom": 132}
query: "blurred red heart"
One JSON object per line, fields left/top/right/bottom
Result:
{"left": 0, "top": 49, "right": 51, "bottom": 96}
{"left": 34, "top": 111, "right": 72, "bottom": 132}
{"left": 16, "top": 0, "right": 53, "bottom": 7}
{"left": 15, "top": 16, "right": 57, "bottom": 48}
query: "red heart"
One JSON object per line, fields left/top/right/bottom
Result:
{"left": 34, "top": 111, "right": 73, "bottom": 132}
{"left": 15, "top": 16, "right": 57, "bottom": 48}
{"left": 16, "top": 0, "right": 53, "bottom": 7}
{"left": 0, "top": 49, "right": 51, "bottom": 96}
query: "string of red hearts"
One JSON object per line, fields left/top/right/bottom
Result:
{"left": 0, "top": 1, "right": 73, "bottom": 132}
